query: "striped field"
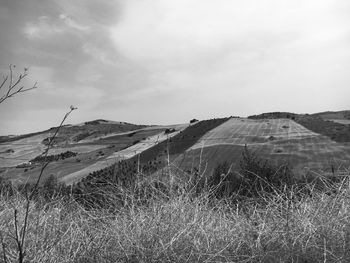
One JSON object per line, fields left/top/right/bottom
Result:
{"left": 174, "top": 118, "right": 350, "bottom": 176}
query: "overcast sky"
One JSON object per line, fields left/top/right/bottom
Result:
{"left": 0, "top": 0, "right": 350, "bottom": 135}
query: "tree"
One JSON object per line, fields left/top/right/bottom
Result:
{"left": 0, "top": 64, "right": 37, "bottom": 104}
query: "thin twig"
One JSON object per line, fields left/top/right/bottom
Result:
{"left": 0, "top": 65, "right": 37, "bottom": 104}
{"left": 12, "top": 106, "right": 76, "bottom": 263}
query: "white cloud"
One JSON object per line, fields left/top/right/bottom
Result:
{"left": 108, "top": 0, "right": 350, "bottom": 115}
{"left": 82, "top": 43, "right": 114, "bottom": 65}
{"left": 2, "top": 0, "right": 350, "bottom": 135}
{"left": 24, "top": 16, "right": 65, "bottom": 39}
{"left": 59, "top": 13, "right": 90, "bottom": 32}
{"left": 24, "top": 14, "right": 89, "bottom": 39}
{"left": 111, "top": 0, "right": 348, "bottom": 64}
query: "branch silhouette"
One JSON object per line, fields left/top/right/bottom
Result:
{"left": 0, "top": 64, "right": 37, "bottom": 104}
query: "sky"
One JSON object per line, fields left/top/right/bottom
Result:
{"left": 0, "top": 0, "right": 350, "bottom": 135}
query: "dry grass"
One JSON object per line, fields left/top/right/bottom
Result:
{"left": 1, "top": 172, "right": 350, "bottom": 263}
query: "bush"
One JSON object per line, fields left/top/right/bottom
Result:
{"left": 207, "top": 146, "right": 294, "bottom": 199}
{"left": 164, "top": 128, "right": 176, "bottom": 134}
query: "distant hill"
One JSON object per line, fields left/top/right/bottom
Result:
{"left": 0, "top": 119, "right": 147, "bottom": 144}
{"left": 1, "top": 112, "right": 350, "bottom": 188}
{"left": 248, "top": 112, "right": 298, "bottom": 120}
{"left": 312, "top": 110, "right": 350, "bottom": 120}
{"left": 248, "top": 110, "right": 350, "bottom": 121}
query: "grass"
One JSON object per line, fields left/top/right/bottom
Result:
{"left": 1, "top": 169, "right": 350, "bottom": 262}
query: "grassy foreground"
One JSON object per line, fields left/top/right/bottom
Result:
{"left": 1, "top": 172, "right": 350, "bottom": 263}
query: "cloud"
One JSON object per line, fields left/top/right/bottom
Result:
{"left": 59, "top": 14, "right": 90, "bottom": 32}
{"left": 109, "top": 0, "right": 350, "bottom": 113}
{"left": 111, "top": 0, "right": 348, "bottom": 64}
{"left": 82, "top": 44, "right": 114, "bottom": 65}
{"left": 1, "top": 0, "right": 350, "bottom": 134}
{"left": 23, "top": 14, "right": 89, "bottom": 39}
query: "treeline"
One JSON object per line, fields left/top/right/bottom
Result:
{"left": 30, "top": 151, "right": 77, "bottom": 163}
{"left": 248, "top": 112, "right": 297, "bottom": 120}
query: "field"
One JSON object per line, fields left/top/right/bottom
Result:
{"left": 329, "top": 119, "right": 350, "bottom": 125}
{"left": 0, "top": 120, "right": 146, "bottom": 168}
{"left": 174, "top": 118, "right": 350, "bottom": 176}
{"left": 0, "top": 133, "right": 48, "bottom": 167}
{"left": 2, "top": 115, "right": 350, "bottom": 186}
{"left": 61, "top": 124, "right": 187, "bottom": 185}
{"left": 0, "top": 123, "right": 189, "bottom": 185}
{"left": 312, "top": 110, "right": 350, "bottom": 120}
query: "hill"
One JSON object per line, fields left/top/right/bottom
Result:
{"left": 248, "top": 111, "right": 350, "bottom": 142}
{"left": 1, "top": 112, "right": 350, "bottom": 187}
{"left": 174, "top": 118, "right": 350, "bottom": 177}
{"left": 0, "top": 120, "right": 191, "bottom": 185}
{"left": 312, "top": 110, "right": 350, "bottom": 120}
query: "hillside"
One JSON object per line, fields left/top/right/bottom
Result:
{"left": 174, "top": 118, "right": 350, "bottom": 177}
{"left": 312, "top": 110, "right": 350, "bottom": 120}
{"left": 71, "top": 118, "right": 229, "bottom": 187}
{"left": 1, "top": 112, "right": 350, "bottom": 187}
{"left": 248, "top": 111, "right": 350, "bottom": 142}
{"left": 0, "top": 119, "right": 150, "bottom": 183}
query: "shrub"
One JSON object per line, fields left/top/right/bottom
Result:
{"left": 207, "top": 146, "right": 294, "bottom": 199}
{"left": 164, "top": 128, "right": 176, "bottom": 134}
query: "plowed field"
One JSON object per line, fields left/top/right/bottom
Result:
{"left": 175, "top": 118, "right": 350, "bottom": 176}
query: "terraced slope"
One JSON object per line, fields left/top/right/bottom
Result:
{"left": 69, "top": 118, "right": 229, "bottom": 186}
{"left": 248, "top": 111, "right": 350, "bottom": 143}
{"left": 0, "top": 133, "right": 47, "bottom": 167}
{"left": 0, "top": 120, "right": 146, "bottom": 168}
{"left": 61, "top": 124, "right": 188, "bottom": 185}
{"left": 134, "top": 118, "right": 229, "bottom": 164}
{"left": 174, "top": 118, "right": 350, "bottom": 177}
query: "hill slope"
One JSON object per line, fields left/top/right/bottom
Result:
{"left": 174, "top": 118, "right": 350, "bottom": 177}
{"left": 1, "top": 113, "right": 350, "bottom": 186}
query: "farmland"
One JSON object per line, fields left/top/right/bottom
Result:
{"left": 61, "top": 124, "right": 188, "bottom": 185}
{"left": 0, "top": 122, "right": 189, "bottom": 185}
{"left": 1, "top": 114, "right": 350, "bottom": 186}
{"left": 174, "top": 118, "right": 350, "bottom": 176}
{"left": 0, "top": 119, "right": 146, "bottom": 168}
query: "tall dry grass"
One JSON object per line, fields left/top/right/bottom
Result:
{"left": 1, "top": 171, "right": 350, "bottom": 263}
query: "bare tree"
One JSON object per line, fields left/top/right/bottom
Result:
{"left": 0, "top": 64, "right": 37, "bottom": 104}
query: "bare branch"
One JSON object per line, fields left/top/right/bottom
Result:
{"left": 0, "top": 65, "right": 37, "bottom": 105}
{"left": 0, "top": 76, "right": 8, "bottom": 91}
{"left": 9, "top": 65, "right": 13, "bottom": 89}
{"left": 10, "top": 105, "right": 77, "bottom": 263}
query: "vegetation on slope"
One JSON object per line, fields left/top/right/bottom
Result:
{"left": 0, "top": 150, "right": 349, "bottom": 262}
{"left": 248, "top": 111, "right": 350, "bottom": 142}
{"left": 296, "top": 115, "right": 350, "bottom": 142}
{"left": 135, "top": 117, "right": 229, "bottom": 164}
{"left": 312, "top": 110, "right": 350, "bottom": 120}
{"left": 67, "top": 118, "right": 229, "bottom": 192}
{"left": 30, "top": 151, "right": 78, "bottom": 163}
